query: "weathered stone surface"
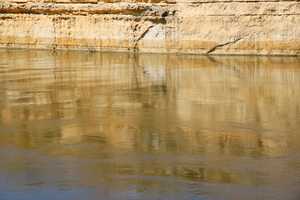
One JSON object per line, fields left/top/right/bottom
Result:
{"left": 0, "top": 0, "right": 299, "bottom": 55}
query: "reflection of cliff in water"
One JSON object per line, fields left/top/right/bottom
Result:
{"left": 1, "top": 50, "right": 300, "bottom": 186}
{"left": 1, "top": 50, "right": 299, "bottom": 149}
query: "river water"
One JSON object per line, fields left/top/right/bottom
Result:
{"left": 0, "top": 49, "right": 299, "bottom": 200}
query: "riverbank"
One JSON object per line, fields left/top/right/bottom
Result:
{"left": 0, "top": 0, "right": 299, "bottom": 55}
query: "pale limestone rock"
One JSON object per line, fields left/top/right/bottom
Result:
{"left": 0, "top": 0, "right": 299, "bottom": 55}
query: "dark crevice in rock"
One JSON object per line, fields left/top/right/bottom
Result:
{"left": 206, "top": 38, "right": 243, "bottom": 54}
{"left": 52, "top": 17, "right": 57, "bottom": 50}
{"left": 189, "top": 0, "right": 299, "bottom": 4}
{"left": 0, "top": 4, "right": 176, "bottom": 19}
{"left": 0, "top": 16, "right": 13, "bottom": 19}
{"left": 136, "top": 25, "right": 153, "bottom": 42}
{"left": 133, "top": 25, "right": 153, "bottom": 51}
{"left": 0, "top": 4, "right": 150, "bottom": 15}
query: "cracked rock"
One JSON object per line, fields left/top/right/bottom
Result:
{"left": 142, "top": 6, "right": 168, "bottom": 17}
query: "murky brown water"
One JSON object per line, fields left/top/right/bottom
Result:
{"left": 0, "top": 49, "right": 299, "bottom": 200}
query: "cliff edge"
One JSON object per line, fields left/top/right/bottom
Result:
{"left": 0, "top": 0, "right": 299, "bottom": 55}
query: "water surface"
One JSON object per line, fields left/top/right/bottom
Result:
{"left": 0, "top": 49, "right": 300, "bottom": 200}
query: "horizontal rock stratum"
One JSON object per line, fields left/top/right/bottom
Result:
{"left": 0, "top": 0, "right": 299, "bottom": 55}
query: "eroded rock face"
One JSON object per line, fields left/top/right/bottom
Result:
{"left": 0, "top": 0, "right": 299, "bottom": 55}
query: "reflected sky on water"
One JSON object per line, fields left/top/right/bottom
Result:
{"left": 0, "top": 49, "right": 300, "bottom": 200}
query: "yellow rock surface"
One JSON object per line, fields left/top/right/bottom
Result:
{"left": 0, "top": 0, "right": 299, "bottom": 55}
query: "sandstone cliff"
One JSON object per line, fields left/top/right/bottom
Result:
{"left": 0, "top": 0, "right": 299, "bottom": 55}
